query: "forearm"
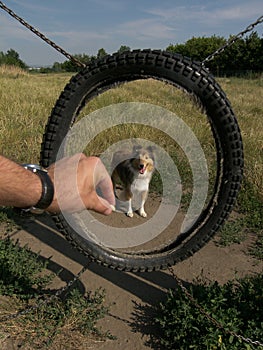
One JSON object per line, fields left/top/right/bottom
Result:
{"left": 0, "top": 156, "right": 42, "bottom": 208}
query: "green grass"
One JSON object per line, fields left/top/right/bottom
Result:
{"left": 220, "top": 77, "right": 263, "bottom": 197}
{"left": 217, "top": 218, "right": 247, "bottom": 246}
{"left": 0, "top": 238, "right": 53, "bottom": 299}
{"left": 0, "top": 66, "right": 72, "bottom": 163}
{"left": 152, "top": 275, "right": 263, "bottom": 350}
{"left": 0, "top": 208, "right": 18, "bottom": 234}
{"left": 0, "top": 238, "right": 111, "bottom": 348}
{"left": 218, "top": 179, "right": 263, "bottom": 253}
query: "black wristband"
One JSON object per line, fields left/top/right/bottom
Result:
{"left": 22, "top": 164, "right": 54, "bottom": 210}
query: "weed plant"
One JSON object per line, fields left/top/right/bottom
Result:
{"left": 218, "top": 179, "right": 263, "bottom": 255}
{"left": 153, "top": 275, "right": 263, "bottom": 350}
{"left": 0, "top": 238, "right": 52, "bottom": 299}
{"left": 0, "top": 238, "right": 111, "bottom": 348}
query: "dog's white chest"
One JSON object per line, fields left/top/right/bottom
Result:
{"left": 131, "top": 176, "right": 150, "bottom": 194}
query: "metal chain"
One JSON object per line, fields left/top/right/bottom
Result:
{"left": 0, "top": 1, "right": 86, "bottom": 68}
{"left": 202, "top": 15, "right": 263, "bottom": 65}
{"left": 1, "top": 0, "right": 262, "bottom": 68}
{"left": 0, "top": 261, "right": 90, "bottom": 323}
{"left": 168, "top": 267, "right": 263, "bottom": 348}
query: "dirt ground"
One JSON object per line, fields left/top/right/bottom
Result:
{"left": 1, "top": 197, "right": 262, "bottom": 350}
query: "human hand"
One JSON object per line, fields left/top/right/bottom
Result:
{"left": 46, "top": 153, "right": 115, "bottom": 215}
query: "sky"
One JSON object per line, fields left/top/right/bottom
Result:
{"left": 0, "top": 0, "right": 263, "bottom": 66}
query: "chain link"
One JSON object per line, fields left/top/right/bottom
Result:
{"left": 0, "top": 1, "right": 86, "bottom": 68}
{"left": 0, "top": 261, "right": 90, "bottom": 323}
{"left": 202, "top": 15, "right": 263, "bottom": 65}
{"left": 1, "top": 0, "right": 262, "bottom": 68}
{"left": 168, "top": 267, "right": 263, "bottom": 348}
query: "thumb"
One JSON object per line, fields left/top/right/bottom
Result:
{"left": 83, "top": 191, "right": 113, "bottom": 215}
{"left": 94, "top": 196, "right": 113, "bottom": 215}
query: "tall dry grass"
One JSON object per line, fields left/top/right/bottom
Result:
{"left": 0, "top": 67, "right": 262, "bottom": 195}
{"left": 220, "top": 78, "right": 263, "bottom": 196}
{"left": 0, "top": 64, "right": 28, "bottom": 78}
{"left": 0, "top": 67, "right": 72, "bottom": 162}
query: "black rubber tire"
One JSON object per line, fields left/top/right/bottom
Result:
{"left": 40, "top": 50, "right": 243, "bottom": 272}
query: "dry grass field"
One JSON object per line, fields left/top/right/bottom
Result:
{"left": 0, "top": 65, "right": 262, "bottom": 196}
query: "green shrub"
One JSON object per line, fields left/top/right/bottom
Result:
{"left": 0, "top": 238, "right": 111, "bottom": 347}
{"left": 0, "top": 238, "right": 52, "bottom": 299}
{"left": 17, "top": 288, "right": 111, "bottom": 348}
{"left": 218, "top": 180, "right": 263, "bottom": 259}
{"left": 237, "top": 181, "right": 263, "bottom": 231}
{"left": 154, "top": 275, "right": 263, "bottom": 349}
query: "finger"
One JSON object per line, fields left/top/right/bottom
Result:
{"left": 92, "top": 158, "right": 115, "bottom": 206}
{"left": 97, "top": 177, "right": 116, "bottom": 206}
{"left": 92, "top": 194, "right": 113, "bottom": 215}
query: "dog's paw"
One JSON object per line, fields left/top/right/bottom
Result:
{"left": 127, "top": 211, "right": 134, "bottom": 218}
{"left": 139, "top": 210, "right": 147, "bottom": 218}
{"left": 110, "top": 204, "right": 116, "bottom": 212}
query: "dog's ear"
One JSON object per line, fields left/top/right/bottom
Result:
{"left": 147, "top": 145, "right": 156, "bottom": 153}
{"left": 146, "top": 145, "right": 156, "bottom": 161}
{"left": 133, "top": 144, "right": 142, "bottom": 154}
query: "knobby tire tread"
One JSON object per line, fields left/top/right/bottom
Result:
{"left": 41, "top": 50, "right": 243, "bottom": 272}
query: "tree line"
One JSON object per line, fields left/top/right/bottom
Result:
{"left": 0, "top": 45, "right": 131, "bottom": 73}
{"left": 0, "top": 48, "right": 27, "bottom": 69}
{"left": 167, "top": 31, "right": 263, "bottom": 76}
{"left": 1, "top": 32, "right": 262, "bottom": 76}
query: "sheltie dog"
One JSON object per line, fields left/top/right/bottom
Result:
{"left": 111, "top": 145, "right": 155, "bottom": 218}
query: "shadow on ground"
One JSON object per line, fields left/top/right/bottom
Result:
{"left": 4, "top": 211, "right": 183, "bottom": 349}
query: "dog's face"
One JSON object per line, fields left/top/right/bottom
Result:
{"left": 131, "top": 145, "right": 155, "bottom": 175}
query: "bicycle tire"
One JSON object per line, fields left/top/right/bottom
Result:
{"left": 40, "top": 50, "right": 243, "bottom": 272}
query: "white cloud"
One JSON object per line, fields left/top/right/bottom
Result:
{"left": 145, "top": 1, "right": 263, "bottom": 25}
{"left": 45, "top": 30, "right": 110, "bottom": 54}
{"left": 0, "top": 13, "right": 37, "bottom": 42}
{"left": 9, "top": 0, "right": 57, "bottom": 15}
{"left": 49, "top": 30, "right": 108, "bottom": 41}
{"left": 200, "top": 3, "right": 263, "bottom": 24}
{"left": 113, "top": 18, "right": 177, "bottom": 41}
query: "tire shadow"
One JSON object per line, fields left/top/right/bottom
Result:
{"left": 7, "top": 211, "right": 188, "bottom": 349}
